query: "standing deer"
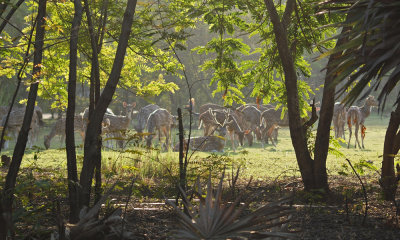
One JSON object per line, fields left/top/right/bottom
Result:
{"left": 1, "top": 106, "right": 43, "bottom": 149}
{"left": 332, "top": 102, "right": 347, "bottom": 139}
{"left": 347, "top": 95, "right": 378, "bottom": 149}
{"left": 240, "top": 105, "right": 262, "bottom": 142}
{"left": 82, "top": 102, "right": 136, "bottom": 148}
{"left": 259, "top": 108, "right": 285, "bottom": 146}
{"left": 44, "top": 115, "right": 86, "bottom": 149}
{"left": 135, "top": 104, "right": 160, "bottom": 137}
{"left": 146, "top": 108, "right": 175, "bottom": 150}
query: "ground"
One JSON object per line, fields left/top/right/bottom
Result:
{"left": 1, "top": 113, "right": 400, "bottom": 239}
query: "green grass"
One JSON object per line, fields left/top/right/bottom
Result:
{"left": 0, "top": 113, "right": 394, "bottom": 184}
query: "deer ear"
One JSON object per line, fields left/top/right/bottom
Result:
{"left": 123, "top": 102, "right": 127, "bottom": 108}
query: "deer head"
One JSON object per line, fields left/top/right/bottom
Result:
{"left": 365, "top": 95, "right": 378, "bottom": 107}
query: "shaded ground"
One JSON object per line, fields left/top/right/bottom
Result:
{"left": 123, "top": 176, "right": 400, "bottom": 239}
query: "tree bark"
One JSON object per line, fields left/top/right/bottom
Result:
{"left": 264, "top": 0, "right": 315, "bottom": 190}
{"left": 65, "top": 0, "right": 83, "bottom": 223}
{"left": 313, "top": 27, "right": 349, "bottom": 192}
{"left": 1, "top": 0, "right": 46, "bottom": 234}
{"left": 83, "top": 0, "right": 103, "bottom": 204}
{"left": 381, "top": 103, "right": 400, "bottom": 200}
{"left": 80, "top": 0, "right": 137, "bottom": 208}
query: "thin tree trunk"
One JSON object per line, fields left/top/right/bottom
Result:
{"left": 65, "top": 0, "right": 83, "bottom": 223}
{"left": 83, "top": 0, "right": 108, "bottom": 204}
{"left": 381, "top": 103, "right": 400, "bottom": 200}
{"left": 80, "top": 0, "right": 137, "bottom": 208}
{"left": 1, "top": 0, "right": 46, "bottom": 235}
{"left": 0, "top": 0, "right": 25, "bottom": 35}
{"left": 0, "top": 16, "right": 36, "bottom": 153}
{"left": 313, "top": 27, "right": 349, "bottom": 192}
{"left": 264, "top": 0, "right": 315, "bottom": 190}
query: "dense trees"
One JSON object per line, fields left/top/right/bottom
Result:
{"left": 0, "top": 0, "right": 399, "bottom": 236}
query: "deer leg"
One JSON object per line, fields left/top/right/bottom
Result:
{"left": 347, "top": 124, "right": 352, "bottom": 149}
{"left": 361, "top": 124, "right": 366, "bottom": 149}
{"left": 230, "top": 131, "right": 235, "bottom": 151}
{"left": 354, "top": 123, "right": 361, "bottom": 149}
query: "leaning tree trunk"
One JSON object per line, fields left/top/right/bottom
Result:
{"left": 381, "top": 103, "right": 400, "bottom": 200}
{"left": 65, "top": 0, "right": 83, "bottom": 223}
{"left": 1, "top": 0, "right": 46, "bottom": 235}
{"left": 264, "top": 0, "right": 316, "bottom": 190}
{"left": 80, "top": 0, "right": 137, "bottom": 208}
{"left": 313, "top": 27, "right": 349, "bottom": 192}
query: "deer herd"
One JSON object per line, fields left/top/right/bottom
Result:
{"left": 0, "top": 95, "right": 379, "bottom": 152}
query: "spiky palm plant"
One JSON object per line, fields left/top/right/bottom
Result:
{"left": 167, "top": 174, "right": 296, "bottom": 239}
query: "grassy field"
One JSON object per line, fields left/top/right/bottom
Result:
{"left": 0, "top": 112, "right": 394, "bottom": 184}
{"left": 2, "top": 112, "right": 400, "bottom": 239}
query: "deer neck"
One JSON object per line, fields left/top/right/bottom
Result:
{"left": 360, "top": 102, "right": 373, "bottom": 120}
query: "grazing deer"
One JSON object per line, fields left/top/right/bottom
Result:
{"left": 347, "top": 95, "right": 378, "bottom": 149}
{"left": 259, "top": 108, "right": 286, "bottom": 145}
{"left": 44, "top": 115, "right": 86, "bottom": 149}
{"left": 0, "top": 106, "right": 43, "bottom": 149}
{"left": 260, "top": 123, "right": 280, "bottom": 147}
{"left": 135, "top": 104, "right": 160, "bottom": 137}
{"left": 240, "top": 105, "right": 262, "bottom": 141}
{"left": 82, "top": 102, "right": 136, "bottom": 148}
{"left": 146, "top": 108, "right": 175, "bottom": 150}
{"left": 198, "top": 108, "right": 227, "bottom": 137}
{"left": 173, "top": 135, "right": 225, "bottom": 152}
{"left": 332, "top": 102, "right": 347, "bottom": 139}
{"left": 223, "top": 109, "right": 249, "bottom": 151}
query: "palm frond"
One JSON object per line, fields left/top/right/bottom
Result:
{"left": 319, "top": 0, "right": 400, "bottom": 108}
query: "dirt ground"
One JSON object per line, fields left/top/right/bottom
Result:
{"left": 123, "top": 176, "right": 400, "bottom": 239}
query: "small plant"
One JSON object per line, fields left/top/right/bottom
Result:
{"left": 167, "top": 173, "right": 296, "bottom": 239}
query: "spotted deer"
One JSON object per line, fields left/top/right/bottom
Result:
{"left": 82, "top": 102, "right": 136, "bottom": 148}
{"left": 332, "top": 102, "right": 347, "bottom": 139}
{"left": 347, "top": 95, "right": 378, "bottom": 149}
{"left": 0, "top": 106, "right": 43, "bottom": 149}
{"left": 146, "top": 108, "right": 175, "bottom": 150}
{"left": 259, "top": 108, "right": 285, "bottom": 146}
{"left": 198, "top": 108, "right": 227, "bottom": 137}
{"left": 135, "top": 104, "right": 160, "bottom": 137}
{"left": 44, "top": 115, "right": 86, "bottom": 149}
{"left": 240, "top": 105, "right": 262, "bottom": 142}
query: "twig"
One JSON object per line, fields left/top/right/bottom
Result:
{"left": 346, "top": 158, "right": 368, "bottom": 225}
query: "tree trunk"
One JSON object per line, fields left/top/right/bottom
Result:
{"left": 381, "top": 103, "right": 400, "bottom": 200}
{"left": 80, "top": 0, "right": 137, "bottom": 208}
{"left": 313, "top": 27, "right": 349, "bottom": 192}
{"left": 1, "top": 0, "right": 46, "bottom": 234}
{"left": 65, "top": 0, "right": 83, "bottom": 223}
{"left": 264, "top": 0, "right": 315, "bottom": 190}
